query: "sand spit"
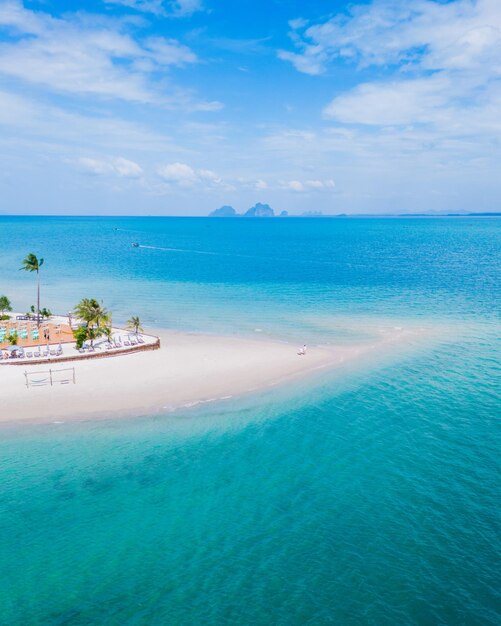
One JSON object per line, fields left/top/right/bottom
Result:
{"left": 0, "top": 328, "right": 417, "bottom": 424}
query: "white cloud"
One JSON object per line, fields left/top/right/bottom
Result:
{"left": 113, "top": 157, "right": 144, "bottom": 177}
{"left": 280, "top": 0, "right": 501, "bottom": 142}
{"left": 277, "top": 49, "right": 326, "bottom": 76}
{"left": 255, "top": 179, "right": 268, "bottom": 190}
{"left": 287, "top": 180, "right": 304, "bottom": 192}
{"left": 157, "top": 162, "right": 198, "bottom": 185}
{"left": 104, "top": 0, "right": 204, "bottom": 17}
{"left": 324, "top": 76, "right": 451, "bottom": 125}
{"left": 280, "top": 0, "right": 501, "bottom": 76}
{"left": 0, "top": 1, "right": 216, "bottom": 109}
{"left": 144, "top": 36, "right": 197, "bottom": 65}
{"left": 306, "top": 179, "right": 335, "bottom": 189}
{"left": 78, "top": 156, "right": 143, "bottom": 177}
{"left": 282, "top": 178, "right": 336, "bottom": 192}
{"left": 157, "top": 162, "right": 230, "bottom": 189}
{"left": 78, "top": 157, "right": 113, "bottom": 176}
{"left": 171, "top": 0, "right": 204, "bottom": 16}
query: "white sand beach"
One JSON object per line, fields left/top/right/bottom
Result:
{"left": 0, "top": 328, "right": 417, "bottom": 424}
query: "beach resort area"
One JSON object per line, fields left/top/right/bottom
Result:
{"left": 0, "top": 314, "right": 158, "bottom": 362}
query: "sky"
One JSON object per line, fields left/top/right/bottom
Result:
{"left": 0, "top": 0, "right": 500, "bottom": 215}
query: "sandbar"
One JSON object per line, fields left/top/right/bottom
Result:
{"left": 0, "top": 328, "right": 416, "bottom": 424}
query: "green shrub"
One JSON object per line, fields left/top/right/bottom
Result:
{"left": 73, "top": 326, "right": 88, "bottom": 350}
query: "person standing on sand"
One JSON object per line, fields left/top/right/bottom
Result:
{"left": 298, "top": 344, "right": 307, "bottom": 355}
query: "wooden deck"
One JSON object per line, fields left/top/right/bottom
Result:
{"left": 0, "top": 320, "right": 74, "bottom": 350}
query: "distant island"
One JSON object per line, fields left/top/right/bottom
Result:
{"left": 209, "top": 202, "right": 280, "bottom": 217}
{"left": 244, "top": 202, "right": 274, "bottom": 217}
{"left": 208, "top": 206, "right": 500, "bottom": 218}
{"left": 209, "top": 205, "right": 237, "bottom": 217}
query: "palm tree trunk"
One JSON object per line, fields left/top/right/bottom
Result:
{"left": 37, "top": 269, "right": 40, "bottom": 328}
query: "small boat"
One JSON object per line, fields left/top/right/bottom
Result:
{"left": 132, "top": 243, "right": 140, "bottom": 247}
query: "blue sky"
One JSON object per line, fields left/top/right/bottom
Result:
{"left": 0, "top": 0, "right": 500, "bottom": 215}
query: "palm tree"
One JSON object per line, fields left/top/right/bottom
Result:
{"left": 127, "top": 316, "right": 143, "bottom": 335}
{"left": 73, "top": 298, "right": 110, "bottom": 348}
{"left": 102, "top": 324, "right": 113, "bottom": 342}
{"left": 20, "top": 254, "right": 44, "bottom": 327}
{"left": 86, "top": 325, "right": 102, "bottom": 349}
{"left": 40, "top": 307, "right": 52, "bottom": 320}
{"left": 74, "top": 298, "right": 110, "bottom": 329}
{"left": 0, "top": 295, "right": 12, "bottom": 317}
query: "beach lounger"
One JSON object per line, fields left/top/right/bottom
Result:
{"left": 26, "top": 351, "right": 33, "bottom": 358}
{"left": 123, "top": 339, "right": 131, "bottom": 346}
{"left": 130, "top": 338, "right": 138, "bottom": 346}
{"left": 34, "top": 349, "right": 41, "bottom": 357}
{"left": 137, "top": 336, "right": 145, "bottom": 344}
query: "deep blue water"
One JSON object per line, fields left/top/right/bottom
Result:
{"left": 0, "top": 216, "right": 500, "bottom": 625}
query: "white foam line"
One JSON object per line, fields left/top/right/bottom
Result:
{"left": 163, "top": 394, "right": 234, "bottom": 411}
{"left": 138, "top": 245, "right": 219, "bottom": 256}
{"left": 135, "top": 243, "right": 349, "bottom": 267}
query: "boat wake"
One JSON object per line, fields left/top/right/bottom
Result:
{"left": 137, "top": 245, "right": 220, "bottom": 256}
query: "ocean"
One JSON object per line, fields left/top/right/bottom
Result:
{"left": 0, "top": 216, "right": 499, "bottom": 625}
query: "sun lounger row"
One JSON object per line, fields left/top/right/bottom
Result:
{"left": 2, "top": 345, "right": 63, "bottom": 360}
{"left": 76, "top": 334, "right": 145, "bottom": 354}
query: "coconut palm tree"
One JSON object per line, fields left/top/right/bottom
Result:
{"left": 73, "top": 298, "right": 110, "bottom": 329}
{"left": 20, "top": 253, "right": 44, "bottom": 327}
{"left": 40, "top": 307, "right": 52, "bottom": 320}
{"left": 127, "top": 316, "right": 143, "bottom": 335}
{"left": 0, "top": 295, "right": 12, "bottom": 317}
{"left": 85, "top": 325, "right": 102, "bottom": 349}
{"left": 102, "top": 324, "right": 113, "bottom": 344}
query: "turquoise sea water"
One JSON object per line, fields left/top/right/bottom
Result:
{"left": 0, "top": 216, "right": 500, "bottom": 625}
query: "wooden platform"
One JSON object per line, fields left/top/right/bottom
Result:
{"left": 0, "top": 320, "right": 74, "bottom": 350}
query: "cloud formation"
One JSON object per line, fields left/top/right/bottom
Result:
{"left": 105, "top": 0, "right": 204, "bottom": 17}
{"left": 78, "top": 156, "right": 143, "bottom": 178}
{"left": 0, "top": 1, "right": 217, "bottom": 109}
{"left": 282, "top": 179, "right": 336, "bottom": 193}
{"left": 157, "top": 162, "right": 229, "bottom": 189}
{"left": 280, "top": 0, "right": 501, "bottom": 76}
{"left": 279, "top": 0, "right": 501, "bottom": 164}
